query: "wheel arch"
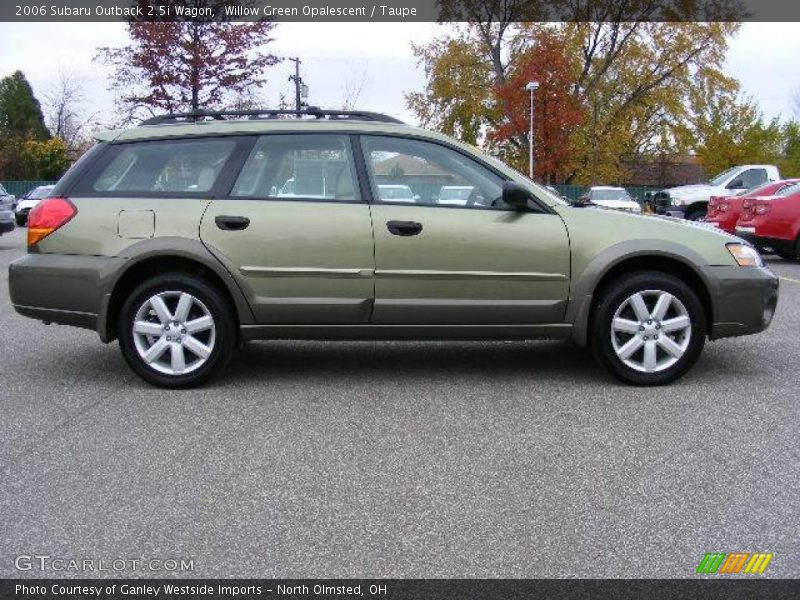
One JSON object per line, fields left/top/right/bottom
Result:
{"left": 569, "top": 243, "right": 714, "bottom": 347}
{"left": 100, "top": 237, "right": 254, "bottom": 342}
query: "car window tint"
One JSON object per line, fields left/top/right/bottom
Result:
{"left": 231, "top": 134, "right": 358, "bottom": 201}
{"left": 93, "top": 139, "right": 235, "bottom": 194}
{"left": 361, "top": 136, "right": 504, "bottom": 209}
{"left": 738, "top": 169, "right": 767, "bottom": 189}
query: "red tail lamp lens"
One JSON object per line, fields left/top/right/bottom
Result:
{"left": 27, "top": 197, "right": 77, "bottom": 247}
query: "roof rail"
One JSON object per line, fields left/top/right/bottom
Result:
{"left": 140, "top": 107, "right": 405, "bottom": 126}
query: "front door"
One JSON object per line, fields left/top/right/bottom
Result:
{"left": 200, "top": 134, "right": 374, "bottom": 324}
{"left": 360, "top": 135, "right": 570, "bottom": 325}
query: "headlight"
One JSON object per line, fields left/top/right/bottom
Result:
{"left": 727, "top": 243, "right": 763, "bottom": 267}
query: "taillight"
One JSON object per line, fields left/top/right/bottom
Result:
{"left": 717, "top": 201, "right": 729, "bottom": 212}
{"left": 742, "top": 199, "right": 752, "bottom": 210}
{"left": 754, "top": 203, "right": 770, "bottom": 215}
{"left": 27, "top": 197, "right": 77, "bottom": 247}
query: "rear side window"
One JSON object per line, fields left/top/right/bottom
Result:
{"left": 84, "top": 138, "right": 236, "bottom": 195}
{"left": 231, "top": 134, "right": 359, "bottom": 201}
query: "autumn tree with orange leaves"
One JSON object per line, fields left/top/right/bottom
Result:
{"left": 491, "top": 30, "right": 584, "bottom": 183}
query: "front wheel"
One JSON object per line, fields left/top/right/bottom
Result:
{"left": 591, "top": 272, "right": 706, "bottom": 385}
{"left": 118, "top": 273, "right": 236, "bottom": 388}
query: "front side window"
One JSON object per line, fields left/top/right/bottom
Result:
{"left": 735, "top": 169, "right": 767, "bottom": 189}
{"left": 231, "top": 134, "right": 359, "bottom": 201}
{"left": 361, "top": 136, "right": 504, "bottom": 209}
{"left": 91, "top": 139, "right": 236, "bottom": 194}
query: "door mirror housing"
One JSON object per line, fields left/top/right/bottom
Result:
{"left": 502, "top": 181, "right": 535, "bottom": 210}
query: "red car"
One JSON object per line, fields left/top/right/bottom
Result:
{"left": 735, "top": 181, "right": 800, "bottom": 260}
{"left": 707, "top": 179, "right": 800, "bottom": 234}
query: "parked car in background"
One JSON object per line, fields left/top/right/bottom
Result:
{"left": 437, "top": 185, "right": 474, "bottom": 206}
{"left": 0, "top": 205, "right": 14, "bottom": 236}
{"left": 653, "top": 165, "right": 780, "bottom": 221}
{"left": 8, "top": 108, "right": 778, "bottom": 388}
{"left": 0, "top": 183, "right": 15, "bottom": 209}
{"left": 707, "top": 179, "right": 800, "bottom": 234}
{"left": 578, "top": 186, "right": 641, "bottom": 213}
{"left": 14, "top": 185, "right": 55, "bottom": 226}
{"left": 736, "top": 182, "right": 800, "bottom": 260}
{"left": 377, "top": 184, "right": 418, "bottom": 203}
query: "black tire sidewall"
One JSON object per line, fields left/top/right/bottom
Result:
{"left": 592, "top": 271, "right": 706, "bottom": 386}
{"left": 118, "top": 273, "right": 235, "bottom": 388}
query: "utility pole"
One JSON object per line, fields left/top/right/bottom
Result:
{"left": 288, "top": 57, "right": 303, "bottom": 111}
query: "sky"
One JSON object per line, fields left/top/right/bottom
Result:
{"left": 0, "top": 22, "right": 798, "bottom": 129}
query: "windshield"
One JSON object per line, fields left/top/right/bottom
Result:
{"left": 29, "top": 186, "right": 54, "bottom": 199}
{"left": 776, "top": 183, "right": 800, "bottom": 197}
{"left": 708, "top": 167, "right": 740, "bottom": 187}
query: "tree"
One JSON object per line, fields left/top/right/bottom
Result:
{"left": 676, "top": 72, "right": 783, "bottom": 175}
{"left": 43, "top": 69, "right": 98, "bottom": 158}
{"left": 408, "top": 1, "right": 743, "bottom": 183}
{"left": 491, "top": 29, "right": 584, "bottom": 182}
{"left": 778, "top": 121, "right": 800, "bottom": 177}
{"left": 21, "top": 137, "right": 71, "bottom": 180}
{"left": 97, "top": 4, "right": 279, "bottom": 120}
{"left": 406, "top": 37, "right": 499, "bottom": 145}
{"left": 0, "top": 70, "right": 49, "bottom": 140}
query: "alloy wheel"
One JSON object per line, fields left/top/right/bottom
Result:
{"left": 132, "top": 291, "right": 216, "bottom": 376}
{"left": 610, "top": 289, "right": 692, "bottom": 373}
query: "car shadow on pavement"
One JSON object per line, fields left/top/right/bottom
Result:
{"left": 222, "top": 339, "right": 605, "bottom": 385}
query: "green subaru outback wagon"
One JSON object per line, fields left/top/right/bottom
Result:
{"left": 8, "top": 109, "right": 778, "bottom": 388}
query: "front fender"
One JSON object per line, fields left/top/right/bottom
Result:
{"left": 567, "top": 239, "right": 714, "bottom": 347}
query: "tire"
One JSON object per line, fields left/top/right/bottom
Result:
{"left": 591, "top": 271, "right": 706, "bottom": 386}
{"left": 118, "top": 273, "right": 236, "bottom": 388}
{"left": 15, "top": 215, "right": 25, "bottom": 227}
{"left": 686, "top": 208, "right": 706, "bottom": 221}
{"left": 774, "top": 249, "right": 797, "bottom": 261}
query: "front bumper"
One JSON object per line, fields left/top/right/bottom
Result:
{"left": 705, "top": 264, "right": 779, "bottom": 340}
{"left": 9, "top": 252, "right": 127, "bottom": 339}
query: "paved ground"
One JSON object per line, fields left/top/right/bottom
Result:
{"left": 0, "top": 226, "right": 798, "bottom": 579}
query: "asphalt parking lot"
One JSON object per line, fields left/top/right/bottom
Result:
{"left": 1, "top": 225, "right": 798, "bottom": 579}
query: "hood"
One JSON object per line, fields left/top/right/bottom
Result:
{"left": 591, "top": 199, "right": 641, "bottom": 211}
{"left": 664, "top": 183, "right": 716, "bottom": 197}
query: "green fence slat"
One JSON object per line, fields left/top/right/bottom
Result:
{"left": 0, "top": 180, "right": 58, "bottom": 198}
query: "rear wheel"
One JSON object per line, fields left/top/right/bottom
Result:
{"left": 591, "top": 271, "right": 706, "bottom": 385}
{"left": 118, "top": 273, "right": 236, "bottom": 388}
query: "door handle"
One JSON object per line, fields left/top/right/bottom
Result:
{"left": 215, "top": 215, "right": 250, "bottom": 231}
{"left": 387, "top": 220, "right": 423, "bottom": 236}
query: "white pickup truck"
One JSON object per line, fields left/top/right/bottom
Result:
{"left": 652, "top": 164, "right": 781, "bottom": 220}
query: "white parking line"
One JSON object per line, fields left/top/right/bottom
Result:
{"left": 779, "top": 276, "right": 800, "bottom": 285}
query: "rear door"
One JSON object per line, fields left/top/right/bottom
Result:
{"left": 359, "top": 135, "right": 570, "bottom": 325}
{"left": 200, "top": 134, "right": 375, "bottom": 324}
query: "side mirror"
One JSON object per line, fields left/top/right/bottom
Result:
{"left": 727, "top": 179, "right": 744, "bottom": 189}
{"left": 502, "top": 181, "right": 534, "bottom": 210}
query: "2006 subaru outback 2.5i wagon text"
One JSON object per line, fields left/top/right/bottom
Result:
{"left": 8, "top": 109, "right": 779, "bottom": 388}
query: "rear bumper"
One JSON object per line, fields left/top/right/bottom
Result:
{"left": 9, "top": 252, "right": 127, "bottom": 340}
{"left": 705, "top": 265, "right": 779, "bottom": 340}
{"left": 734, "top": 228, "right": 794, "bottom": 254}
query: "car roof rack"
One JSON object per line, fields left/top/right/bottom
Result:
{"left": 140, "top": 107, "right": 405, "bottom": 126}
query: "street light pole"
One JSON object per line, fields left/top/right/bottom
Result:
{"left": 525, "top": 81, "right": 539, "bottom": 180}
